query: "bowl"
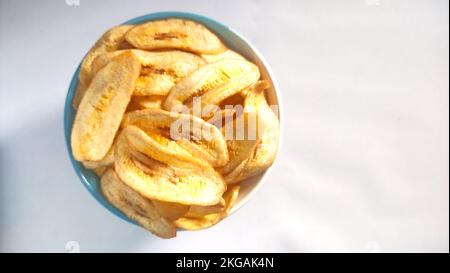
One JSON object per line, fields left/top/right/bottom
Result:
{"left": 64, "top": 11, "right": 282, "bottom": 227}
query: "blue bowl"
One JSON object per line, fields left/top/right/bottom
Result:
{"left": 64, "top": 12, "right": 282, "bottom": 227}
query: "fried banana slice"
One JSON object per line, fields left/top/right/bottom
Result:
{"left": 185, "top": 198, "right": 226, "bottom": 218}
{"left": 82, "top": 144, "right": 114, "bottom": 169}
{"left": 100, "top": 169, "right": 176, "bottom": 238}
{"left": 174, "top": 186, "right": 240, "bottom": 230}
{"left": 201, "top": 49, "right": 246, "bottom": 63}
{"left": 72, "top": 25, "right": 133, "bottom": 109}
{"left": 219, "top": 92, "right": 245, "bottom": 109}
{"left": 92, "top": 166, "right": 107, "bottom": 176}
{"left": 72, "top": 81, "right": 89, "bottom": 111}
{"left": 91, "top": 49, "right": 206, "bottom": 96}
{"left": 124, "top": 125, "right": 208, "bottom": 167}
{"left": 163, "top": 59, "right": 259, "bottom": 112}
{"left": 125, "top": 19, "right": 226, "bottom": 54}
{"left": 152, "top": 200, "right": 189, "bottom": 221}
{"left": 220, "top": 81, "right": 280, "bottom": 183}
{"left": 114, "top": 129, "right": 226, "bottom": 205}
{"left": 122, "top": 108, "right": 229, "bottom": 167}
{"left": 206, "top": 108, "right": 236, "bottom": 128}
{"left": 71, "top": 52, "right": 141, "bottom": 161}
{"left": 126, "top": 95, "right": 164, "bottom": 111}
{"left": 81, "top": 131, "right": 120, "bottom": 170}
{"left": 218, "top": 139, "right": 259, "bottom": 176}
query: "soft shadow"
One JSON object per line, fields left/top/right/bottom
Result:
{"left": 0, "top": 111, "right": 163, "bottom": 252}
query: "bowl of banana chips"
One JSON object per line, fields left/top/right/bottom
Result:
{"left": 64, "top": 12, "right": 281, "bottom": 238}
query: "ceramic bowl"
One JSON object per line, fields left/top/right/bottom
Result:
{"left": 64, "top": 11, "right": 282, "bottom": 226}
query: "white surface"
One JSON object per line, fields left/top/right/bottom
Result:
{"left": 0, "top": 0, "right": 448, "bottom": 252}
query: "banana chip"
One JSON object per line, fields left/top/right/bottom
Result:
{"left": 72, "top": 81, "right": 89, "bottom": 110}
{"left": 220, "top": 81, "right": 280, "bottom": 183}
{"left": 174, "top": 186, "right": 240, "bottom": 230}
{"left": 206, "top": 108, "right": 236, "bottom": 128}
{"left": 152, "top": 200, "right": 189, "bottom": 221}
{"left": 125, "top": 19, "right": 226, "bottom": 54}
{"left": 122, "top": 108, "right": 229, "bottom": 167}
{"left": 163, "top": 59, "right": 259, "bottom": 112}
{"left": 100, "top": 169, "right": 176, "bottom": 238}
{"left": 185, "top": 198, "right": 226, "bottom": 218}
{"left": 124, "top": 125, "right": 208, "bottom": 167}
{"left": 72, "top": 25, "right": 133, "bottom": 109}
{"left": 91, "top": 50, "right": 206, "bottom": 96}
{"left": 71, "top": 52, "right": 141, "bottom": 161}
{"left": 219, "top": 92, "right": 245, "bottom": 109}
{"left": 81, "top": 135, "right": 118, "bottom": 170}
{"left": 127, "top": 95, "right": 164, "bottom": 111}
{"left": 201, "top": 49, "right": 246, "bottom": 63}
{"left": 82, "top": 146, "right": 114, "bottom": 170}
{"left": 114, "top": 129, "right": 226, "bottom": 205}
{"left": 92, "top": 166, "right": 108, "bottom": 176}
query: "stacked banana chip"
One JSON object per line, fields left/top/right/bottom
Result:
{"left": 70, "top": 19, "right": 280, "bottom": 238}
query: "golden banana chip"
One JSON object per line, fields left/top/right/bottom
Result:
{"left": 125, "top": 19, "right": 226, "bottom": 54}
{"left": 201, "top": 49, "right": 246, "bottom": 63}
{"left": 220, "top": 81, "right": 280, "bottom": 183}
{"left": 71, "top": 52, "right": 141, "bottom": 161}
{"left": 163, "top": 59, "right": 260, "bottom": 112}
{"left": 206, "top": 108, "right": 236, "bottom": 128}
{"left": 114, "top": 129, "right": 226, "bottom": 205}
{"left": 91, "top": 49, "right": 206, "bottom": 96}
{"left": 122, "top": 108, "right": 229, "bottom": 167}
{"left": 152, "top": 200, "right": 189, "bottom": 221}
{"left": 81, "top": 135, "right": 118, "bottom": 170}
{"left": 92, "top": 166, "right": 107, "bottom": 176}
{"left": 72, "top": 25, "right": 133, "bottom": 109}
{"left": 126, "top": 95, "right": 164, "bottom": 111}
{"left": 72, "top": 80, "right": 89, "bottom": 110}
{"left": 82, "top": 146, "right": 114, "bottom": 170}
{"left": 124, "top": 125, "right": 208, "bottom": 168}
{"left": 219, "top": 92, "right": 245, "bottom": 109}
{"left": 174, "top": 186, "right": 240, "bottom": 230}
{"left": 185, "top": 198, "right": 226, "bottom": 218}
{"left": 100, "top": 169, "right": 176, "bottom": 238}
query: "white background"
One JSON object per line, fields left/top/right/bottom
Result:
{"left": 0, "top": 0, "right": 448, "bottom": 252}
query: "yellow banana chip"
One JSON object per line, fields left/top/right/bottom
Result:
{"left": 71, "top": 52, "right": 141, "bottom": 161}
{"left": 72, "top": 80, "right": 89, "bottom": 110}
{"left": 81, "top": 135, "right": 118, "bottom": 170}
{"left": 72, "top": 25, "right": 133, "bottom": 109}
{"left": 125, "top": 19, "right": 226, "bottom": 54}
{"left": 114, "top": 129, "right": 227, "bottom": 205}
{"left": 100, "top": 169, "right": 176, "bottom": 238}
{"left": 219, "top": 92, "right": 245, "bottom": 109}
{"left": 127, "top": 95, "right": 164, "bottom": 111}
{"left": 185, "top": 198, "right": 226, "bottom": 218}
{"left": 201, "top": 49, "right": 246, "bottom": 63}
{"left": 124, "top": 125, "right": 208, "bottom": 167}
{"left": 174, "top": 186, "right": 240, "bottom": 230}
{"left": 152, "top": 200, "right": 189, "bottom": 221}
{"left": 163, "top": 59, "right": 259, "bottom": 112}
{"left": 122, "top": 108, "right": 229, "bottom": 167}
{"left": 206, "top": 108, "right": 236, "bottom": 128}
{"left": 91, "top": 49, "right": 206, "bottom": 96}
{"left": 92, "top": 166, "right": 108, "bottom": 176}
{"left": 82, "top": 147, "right": 114, "bottom": 170}
{"left": 220, "top": 81, "right": 280, "bottom": 183}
